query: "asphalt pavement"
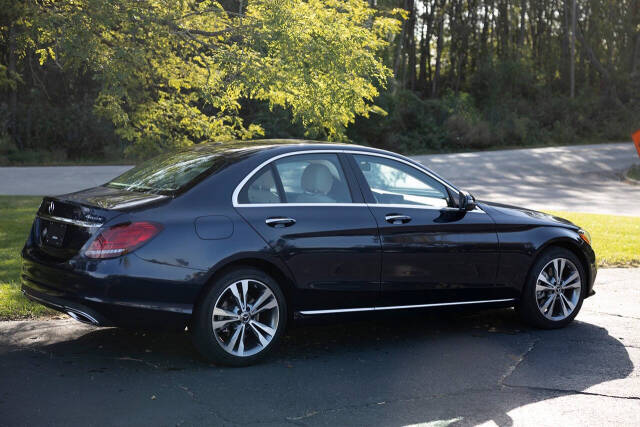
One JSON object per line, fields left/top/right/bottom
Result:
{"left": 1, "top": 268, "right": 639, "bottom": 426}
{"left": 413, "top": 142, "right": 640, "bottom": 215}
{"left": 1, "top": 142, "right": 639, "bottom": 215}
{"left": 2, "top": 142, "right": 639, "bottom": 425}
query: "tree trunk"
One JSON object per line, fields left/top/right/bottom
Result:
{"left": 497, "top": 0, "right": 510, "bottom": 58}
{"left": 432, "top": 12, "right": 444, "bottom": 97}
{"left": 569, "top": 0, "right": 576, "bottom": 98}
{"left": 8, "top": 23, "right": 22, "bottom": 150}
{"left": 632, "top": 32, "right": 640, "bottom": 76}
{"left": 575, "top": 21, "right": 623, "bottom": 108}
{"left": 518, "top": 0, "right": 527, "bottom": 46}
{"left": 404, "top": 0, "right": 417, "bottom": 90}
{"left": 418, "top": 17, "right": 428, "bottom": 92}
{"left": 418, "top": 1, "right": 436, "bottom": 94}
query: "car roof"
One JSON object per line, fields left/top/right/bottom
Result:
{"left": 189, "top": 138, "right": 402, "bottom": 158}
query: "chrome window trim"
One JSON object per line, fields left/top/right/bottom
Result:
{"left": 299, "top": 298, "right": 516, "bottom": 315}
{"left": 232, "top": 149, "right": 462, "bottom": 207}
{"left": 234, "top": 203, "right": 369, "bottom": 208}
{"left": 37, "top": 213, "right": 103, "bottom": 228}
{"left": 367, "top": 203, "right": 486, "bottom": 214}
{"left": 234, "top": 202, "right": 485, "bottom": 214}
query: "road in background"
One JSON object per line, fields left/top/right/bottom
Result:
{"left": 414, "top": 142, "right": 640, "bottom": 215}
{"left": 1, "top": 268, "right": 638, "bottom": 426}
{"left": 0, "top": 165, "right": 132, "bottom": 196}
{"left": 1, "top": 142, "right": 638, "bottom": 215}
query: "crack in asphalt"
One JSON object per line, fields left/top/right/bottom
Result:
{"left": 269, "top": 386, "right": 500, "bottom": 426}
{"left": 498, "top": 336, "right": 540, "bottom": 386}
{"left": 174, "top": 383, "right": 241, "bottom": 426}
{"left": 266, "top": 378, "right": 640, "bottom": 426}
{"left": 270, "top": 377, "right": 640, "bottom": 425}
{"left": 254, "top": 337, "right": 546, "bottom": 425}
{"left": 584, "top": 311, "right": 640, "bottom": 321}
{"left": 115, "top": 356, "right": 160, "bottom": 369}
{"left": 502, "top": 384, "right": 640, "bottom": 401}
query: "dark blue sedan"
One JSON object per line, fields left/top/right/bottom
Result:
{"left": 21, "top": 140, "right": 596, "bottom": 365}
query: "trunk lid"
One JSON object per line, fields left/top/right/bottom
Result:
{"left": 33, "top": 186, "right": 169, "bottom": 261}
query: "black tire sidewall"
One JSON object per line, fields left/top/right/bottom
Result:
{"left": 519, "top": 247, "right": 586, "bottom": 329}
{"left": 191, "top": 267, "right": 287, "bottom": 366}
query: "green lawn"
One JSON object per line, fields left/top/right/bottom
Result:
{"left": 547, "top": 211, "right": 640, "bottom": 268}
{"left": 0, "top": 196, "right": 638, "bottom": 320}
{"left": 0, "top": 196, "right": 54, "bottom": 320}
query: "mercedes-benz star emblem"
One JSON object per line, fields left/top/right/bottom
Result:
{"left": 48, "top": 201, "right": 55, "bottom": 215}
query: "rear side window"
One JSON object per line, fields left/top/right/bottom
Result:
{"left": 237, "top": 166, "right": 282, "bottom": 204}
{"left": 237, "top": 153, "right": 353, "bottom": 204}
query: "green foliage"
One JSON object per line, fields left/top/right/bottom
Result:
{"left": 347, "top": 88, "right": 448, "bottom": 153}
{"left": 627, "top": 164, "right": 640, "bottom": 181}
{"left": 34, "top": 0, "right": 401, "bottom": 157}
{"left": 1, "top": 1, "right": 639, "bottom": 161}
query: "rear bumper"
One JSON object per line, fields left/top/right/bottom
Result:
{"left": 21, "top": 248, "right": 204, "bottom": 328}
{"left": 22, "top": 285, "right": 111, "bottom": 326}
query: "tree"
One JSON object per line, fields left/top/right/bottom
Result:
{"left": 35, "top": 0, "right": 401, "bottom": 156}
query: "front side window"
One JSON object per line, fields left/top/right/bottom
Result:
{"left": 354, "top": 155, "right": 449, "bottom": 208}
{"left": 238, "top": 153, "right": 353, "bottom": 204}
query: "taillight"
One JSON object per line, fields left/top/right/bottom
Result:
{"left": 85, "top": 222, "right": 162, "bottom": 259}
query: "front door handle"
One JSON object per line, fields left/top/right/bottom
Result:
{"left": 385, "top": 214, "right": 412, "bottom": 224}
{"left": 265, "top": 217, "right": 296, "bottom": 228}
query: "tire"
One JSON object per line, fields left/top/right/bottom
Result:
{"left": 191, "top": 267, "right": 287, "bottom": 366}
{"left": 517, "top": 247, "right": 586, "bottom": 329}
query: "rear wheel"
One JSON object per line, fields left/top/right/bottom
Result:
{"left": 191, "top": 267, "right": 287, "bottom": 366}
{"left": 517, "top": 247, "right": 586, "bottom": 329}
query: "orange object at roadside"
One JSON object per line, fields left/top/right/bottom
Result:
{"left": 633, "top": 129, "right": 640, "bottom": 158}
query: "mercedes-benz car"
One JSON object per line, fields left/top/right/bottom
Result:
{"left": 21, "top": 140, "right": 596, "bottom": 365}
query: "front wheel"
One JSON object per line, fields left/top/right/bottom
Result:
{"left": 517, "top": 247, "right": 586, "bottom": 329}
{"left": 191, "top": 267, "right": 287, "bottom": 366}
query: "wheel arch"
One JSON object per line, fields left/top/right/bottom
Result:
{"left": 529, "top": 236, "right": 592, "bottom": 290}
{"left": 194, "top": 255, "right": 297, "bottom": 317}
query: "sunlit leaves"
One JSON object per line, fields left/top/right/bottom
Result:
{"left": 32, "top": 0, "right": 399, "bottom": 156}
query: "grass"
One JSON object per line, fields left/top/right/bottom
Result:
{"left": 547, "top": 211, "right": 640, "bottom": 268}
{"left": 0, "top": 197, "right": 638, "bottom": 320}
{"left": 0, "top": 196, "right": 54, "bottom": 320}
{"left": 627, "top": 164, "right": 640, "bottom": 182}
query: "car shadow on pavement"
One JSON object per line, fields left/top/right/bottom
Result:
{"left": 0, "top": 308, "right": 633, "bottom": 426}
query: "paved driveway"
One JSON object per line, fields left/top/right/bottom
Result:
{"left": 1, "top": 268, "right": 639, "bottom": 426}
{"left": 1, "top": 142, "right": 638, "bottom": 215}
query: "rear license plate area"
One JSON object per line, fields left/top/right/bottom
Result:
{"left": 43, "top": 221, "right": 67, "bottom": 248}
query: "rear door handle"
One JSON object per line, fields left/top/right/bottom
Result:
{"left": 265, "top": 217, "right": 296, "bottom": 228}
{"left": 385, "top": 214, "right": 412, "bottom": 224}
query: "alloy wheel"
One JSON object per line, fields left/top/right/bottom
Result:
{"left": 535, "top": 258, "right": 582, "bottom": 321}
{"left": 212, "top": 279, "right": 280, "bottom": 357}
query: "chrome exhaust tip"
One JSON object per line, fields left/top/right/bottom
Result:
{"left": 66, "top": 309, "right": 100, "bottom": 325}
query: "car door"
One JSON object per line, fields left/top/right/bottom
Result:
{"left": 347, "top": 152, "right": 506, "bottom": 308}
{"left": 233, "top": 151, "right": 381, "bottom": 312}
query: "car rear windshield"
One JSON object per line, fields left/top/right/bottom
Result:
{"left": 105, "top": 151, "right": 228, "bottom": 195}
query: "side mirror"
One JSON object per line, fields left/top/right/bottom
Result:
{"left": 459, "top": 191, "right": 476, "bottom": 211}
